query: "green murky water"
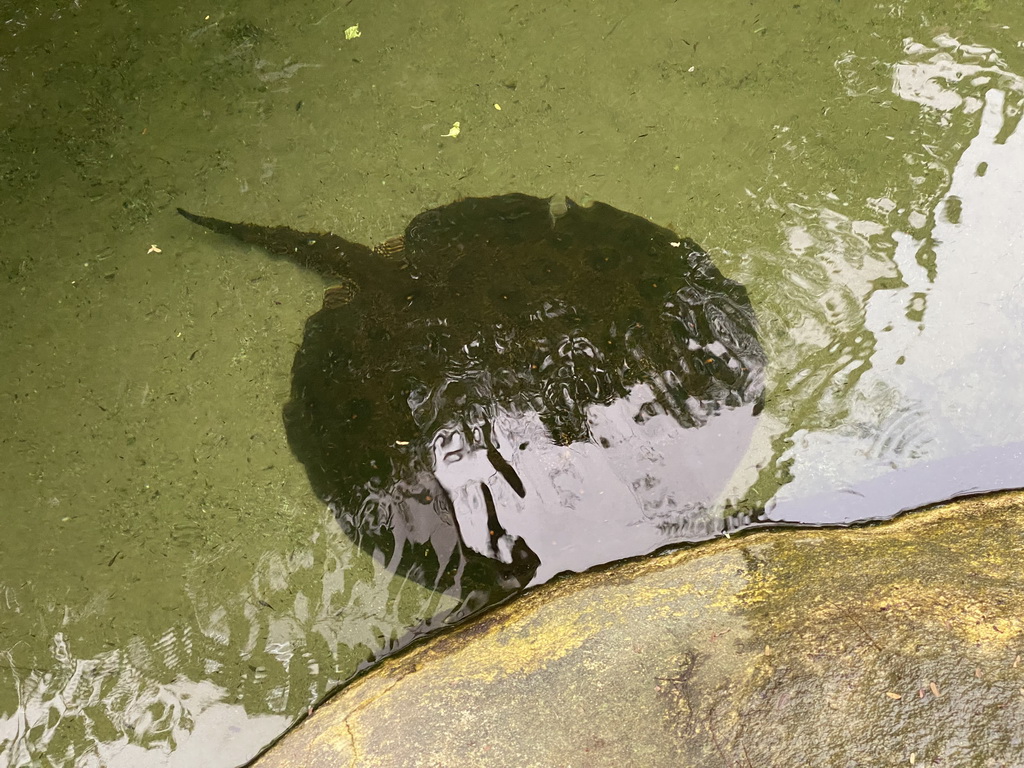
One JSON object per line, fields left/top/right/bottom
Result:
{"left": 1, "top": 0, "right": 1022, "bottom": 765}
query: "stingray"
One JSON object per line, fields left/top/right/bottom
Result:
{"left": 179, "top": 193, "right": 766, "bottom": 614}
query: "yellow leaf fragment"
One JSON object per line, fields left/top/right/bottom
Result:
{"left": 494, "top": 103, "right": 501, "bottom": 110}
{"left": 929, "top": 681, "right": 941, "bottom": 697}
{"left": 344, "top": 24, "right": 361, "bottom": 40}
{"left": 442, "top": 121, "right": 461, "bottom": 138}
{"left": 1015, "top": 654, "right": 1021, "bottom": 668}
{"left": 885, "top": 692, "right": 902, "bottom": 700}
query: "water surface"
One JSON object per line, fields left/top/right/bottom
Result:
{"left": 1, "top": 1, "right": 1022, "bottom": 765}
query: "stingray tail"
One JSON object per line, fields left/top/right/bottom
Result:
{"left": 177, "top": 208, "right": 375, "bottom": 282}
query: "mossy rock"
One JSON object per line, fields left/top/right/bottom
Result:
{"left": 250, "top": 489, "right": 1024, "bottom": 767}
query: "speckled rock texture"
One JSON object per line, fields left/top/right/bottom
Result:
{"left": 252, "top": 489, "right": 1024, "bottom": 768}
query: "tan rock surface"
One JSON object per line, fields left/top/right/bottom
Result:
{"left": 253, "top": 489, "right": 1024, "bottom": 767}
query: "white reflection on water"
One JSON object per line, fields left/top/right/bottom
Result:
{"left": 431, "top": 389, "right": 761, "bottom": 584}
{"left": 0, "top": 515, "right": 433, "bottom": 768}
{"left": 770, "top": 36, "right": 1024, "bottom": 517}
{"left": 0, "top": 633, "right": 287, "bottom": 768}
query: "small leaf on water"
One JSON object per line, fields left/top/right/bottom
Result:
{"left": 929, "top": 681, "right": 941, "bottom": 697}
{"left": 886, "top": 692, "right": 902, "bottom": 700}
{"left": 1015, "top": 654, "right": 1021, "bottom": 668}
{"left": 975, "top": 668, "right": 982, "bottom": 678}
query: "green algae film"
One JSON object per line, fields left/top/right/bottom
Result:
{"left": 2, "top": 0, "right": 1024, "bottom": 766}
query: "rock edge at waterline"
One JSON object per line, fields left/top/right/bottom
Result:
{"left": 253, "top": 489, "right": 1024, "bottom": 767}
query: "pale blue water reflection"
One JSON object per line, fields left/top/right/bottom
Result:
{"left": 768, "top": 36, "right": 1024, "bottom": 520}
